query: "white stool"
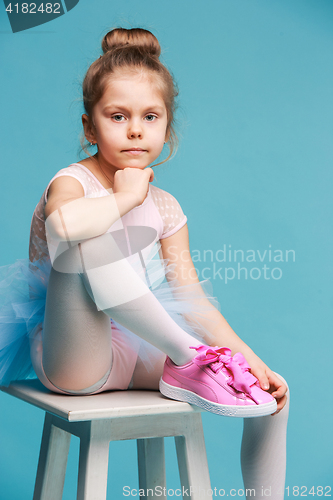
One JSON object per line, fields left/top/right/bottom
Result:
{"left": 1, "top": 380, "right": 212, "bottom": 500}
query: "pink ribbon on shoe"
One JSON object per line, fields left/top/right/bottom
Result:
{"left": 190, "top": 345, "right": 257, "bottom": 397}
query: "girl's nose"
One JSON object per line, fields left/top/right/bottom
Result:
{"left": 127, "top": 120, "right": 143, "bottom": 139}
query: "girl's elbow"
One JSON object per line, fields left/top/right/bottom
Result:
{"left": 45, "top": 214, "right": 70, "bottom": 242}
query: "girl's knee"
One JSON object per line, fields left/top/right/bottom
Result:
{"left": 51, "top": 232, "right": 119, "bottom": 275}
{"left": 41, "top": 341, "right": 113, "bottom": 395}
{"left": 42, "top": 363, "right": 111, "bottom": 395}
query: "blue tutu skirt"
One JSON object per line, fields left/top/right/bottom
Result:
{"left": 0, "top": 248, "right": 220, "bottom": 387}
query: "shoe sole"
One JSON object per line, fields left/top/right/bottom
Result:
{"left": 159, "top": 378, "right": 277, "bottom": 418}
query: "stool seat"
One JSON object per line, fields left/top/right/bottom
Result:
{"left": 2, "top": 380, "right": 212, "bottom": 499}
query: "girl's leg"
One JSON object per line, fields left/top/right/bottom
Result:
{"left": 34, "top": 231, "right": 201, "bottom": 393}
{"left": 69, "top": 232, "right": 201, "bottom": 366}
{"left": 40, "top": 268, "right": 113, "bottom": 392}
{"left": 31, "top": 267, "right": 139, "bottom": 394}
{"left": 241, "top": 373, "right": 290, "bottom": 500}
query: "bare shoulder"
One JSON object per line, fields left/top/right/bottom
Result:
{"left": 45, "top": 175, "right": 85, "bottom": 218}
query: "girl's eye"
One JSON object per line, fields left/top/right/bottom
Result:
{"left": 112, "top": 114, "right": 125, "bottom": 122}
{"left": 145, "top": 114, "right": 156, "bottom": 122}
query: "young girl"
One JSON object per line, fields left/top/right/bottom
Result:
{"left": 1, "top": 27, "right": 289, "bottom": 498}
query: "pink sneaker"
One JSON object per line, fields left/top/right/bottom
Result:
{"left": 159, "top": 345, "right": 277, "bottom": 417}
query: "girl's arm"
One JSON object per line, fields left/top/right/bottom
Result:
{"left": 45, "top": 167, "right": 154, "bottom": 242}
{"left": 161, "top": 223, "right": 287, "bottom": 413}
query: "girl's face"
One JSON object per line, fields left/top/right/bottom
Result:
{"left": 85, "top": 70, "right": 169, "bottom": 170}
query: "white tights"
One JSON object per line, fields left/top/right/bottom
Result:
{"left": 241, "top": 374, "right": 289, "bottom": 499}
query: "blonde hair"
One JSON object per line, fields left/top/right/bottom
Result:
{"left": 80, "top": 28, "right": 179, "bottom": 165}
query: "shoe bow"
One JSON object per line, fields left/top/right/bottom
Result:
{"left": 190, "top": 345, "right": 257, "bottom": 397}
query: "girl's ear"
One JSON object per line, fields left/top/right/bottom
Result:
{"left": 164, "top": 126, "right": 170, "bottom": 143}
{"left": 82, "top": 114, "right": 96, "bottom": 143}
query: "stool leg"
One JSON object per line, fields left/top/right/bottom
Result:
{"left": 33, "top": 412, "right": 71, "bottom": 500}
{"left": 137, "top": 438, "right": 166, "bottom": 499}
{"left": 76, "top": 420, "right": 110, "bottom": 500}
{"left": 175, "top": 414, "right": 212, "bottom": 500}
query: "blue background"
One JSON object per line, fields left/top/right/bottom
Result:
{"left": 0, "top": 0, "right": 332, "bottom": 497}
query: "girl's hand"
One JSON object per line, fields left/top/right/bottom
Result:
{"left": 113, "top": 167, "right": 154, "bottom": 206}
{"left": 249, "top": 360, "right": 288, "bottom": 415}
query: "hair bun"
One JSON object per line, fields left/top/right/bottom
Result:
{"left": 101, "top": 28, "right": 161, "bottom": 57}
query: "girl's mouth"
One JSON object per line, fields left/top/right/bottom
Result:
{"left": 122, "top": 149, "right": 147, "bottom": 155}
